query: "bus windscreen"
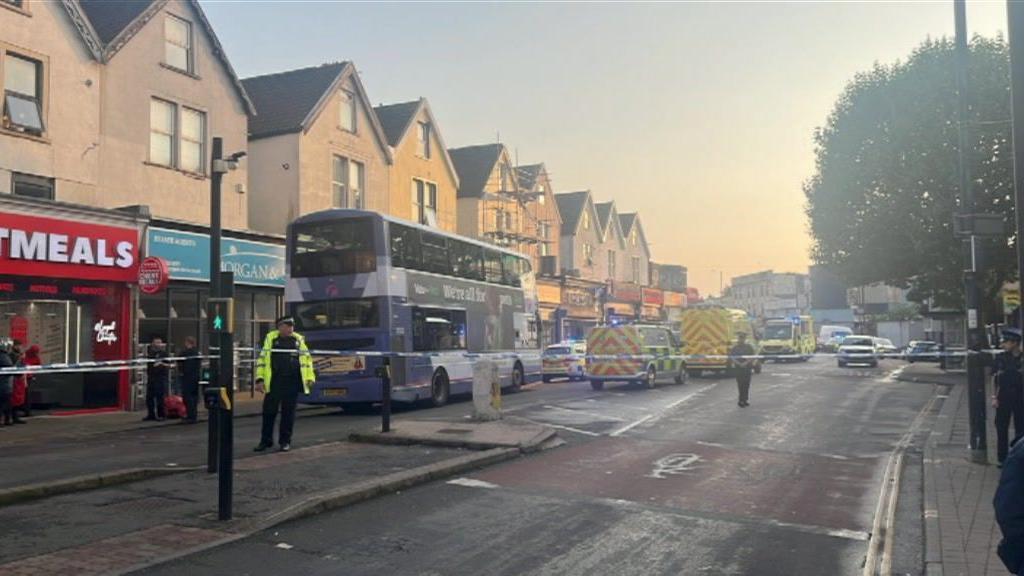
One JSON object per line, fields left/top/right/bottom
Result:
{"left": 291, "top": 218, "right": 376, "bottom": 277}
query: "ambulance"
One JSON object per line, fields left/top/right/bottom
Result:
{"left": 760, "top": 316, "right": 815, "bottom": 361}
{"left": 681, "top": 307, "right": 761, "bottom": 377}
{"left": 585, "top": 324, "right": 687, "bottom": 391}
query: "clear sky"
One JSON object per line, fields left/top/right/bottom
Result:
{"left": 203, "top": 1, "right": 1008, "bottom": 296}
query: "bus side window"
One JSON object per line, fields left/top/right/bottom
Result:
{"left": 484, "top": 250, "right": 503, "bottom": 284}
{"left": 501, "top": 254, "right": 522, "bottom": 287}
{"left": 412, "top": 307, "right": 467, "bottom": 352}
{"left": 389, "top": 223, "right": 421, "bottom": 270}
{"left": 452, "top": 240, "right": 484, "bottom": 281}
{"left": 420, "top": 231, "right": 451, "bottom": 275}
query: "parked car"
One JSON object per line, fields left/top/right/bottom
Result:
{"left": 837, "top": 336, "right": 880, "bottom": 368}
{"left": 542, "top": 342, "right": 587, "bottom": 382}
{"left": 873, "top": 337, "right": 899, "bottom": 358}
{"left": 906, "top": 341, "right": 940, "bottom": 363}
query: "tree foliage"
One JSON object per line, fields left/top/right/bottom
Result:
{"left": 805, "top": 36, "right": 1015, "bottom": 310}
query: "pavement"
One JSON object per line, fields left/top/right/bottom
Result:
{"left": 139, "top": 358, "right": 947, "bottom": 576}
{"left": 0, "top": 413, "right": 550, "bottom": 576}
{"left": 923, "top": 366, "right": 1009, "bottom": 576}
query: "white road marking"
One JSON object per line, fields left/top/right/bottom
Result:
{"left": 275, "top": 543, "right": 294, "bottom": 550}
{"left": 542, "top": 423, "right": 602, "bottom": 437}
{"left": 542, "top": 404, "right": 627, "bottom": 422}
{"left": 447, "top": 478, "right": 500, "bottom": 489}
{"left": 610, "top": 415, "right": 654, "bottom": 437}
{"left": 647, "top": 453, "right": 702, "bottom": 478}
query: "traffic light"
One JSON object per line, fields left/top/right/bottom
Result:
{"left": 207, "top": 298, "right": 235, "bottom": 334}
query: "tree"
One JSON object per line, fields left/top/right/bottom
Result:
{"left": 805, "top": 36, "right": 1015, "bottom": 312}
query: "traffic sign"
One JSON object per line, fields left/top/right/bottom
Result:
{"left": 207, "top": 298, "right": 235, "bottom": 334}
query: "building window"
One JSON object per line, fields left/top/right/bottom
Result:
{"left": 350, "top": 159, "right": 364, "bottom": 209}
{"left": 581, "top": 210, "right": 590, "bottom": 230}
{"left": 417, "top": 121, "right": 431, "bottom": 158}
{"left": 630, "top": 228, "right": 638, "bottom": 246}
{"left": 3, "top": 53, "right": 44, "bottom": 135}
{"left": 505, "top": 211, "right": 513, "bottom": 231}
{"left": 632, "top": 256, "right": 642, "bottom": 284}
{"left": 180, "top": 107, "right": 205, "bottom": 174}
{"left": 339, "top": 90, "right": 356, "bottom": 132}
{"left": 150, "top": 98, "right": 176, "bottom": 167}
{"left": 583, "top": 243, "right": 593, "bottom": 266}
{"left": 164, "top": 15, "right": 193, "bottom": 73}
{"left": 412, "top": 179, "right": 437, "bottom": 225}
{"left": 608, "top": 250, "right": 616, "bottom": 279}
{"left": 11, "top": 172, "right": 53, "bottom": 200}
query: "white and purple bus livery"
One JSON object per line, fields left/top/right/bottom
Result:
{"left": 286, "top": 209, "right": 542, "bottom": 407}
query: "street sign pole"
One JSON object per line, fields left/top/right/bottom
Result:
{"left": 1009, "top": 1, "right": 1024, "bottom": 332}
{"left": 217, "top": 272, "right": 235, "bottom": 521}
{"left": 955, "top": 0, "right": 988, "bottom": 461}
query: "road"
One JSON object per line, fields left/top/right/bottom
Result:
{"left": 140, "top": 357, "right": 942, "bottom": 576}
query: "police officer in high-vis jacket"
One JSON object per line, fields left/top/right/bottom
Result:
{"left": 254, "top": 316, "right": 315, "bottom": 453}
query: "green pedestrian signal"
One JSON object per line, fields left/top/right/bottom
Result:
{"left": 207, "top": 298, "right": 235, "bottom": 334}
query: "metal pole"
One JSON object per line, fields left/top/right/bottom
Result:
{"left": 1009, "top": 0, "right": 1024, "bottom": 332}
{"left": 207, "top": 137, "right": 223, "bottom": 474}
{"left": 218, "top": 271, "right": 234, "bottom": 521}
{"left": 381, "top": 357, "right": 392, "bottom": 433}
{"left": 955, "top": 0, "right": 988, "bottom": 460}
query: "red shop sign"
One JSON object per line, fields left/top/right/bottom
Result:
{"left": 642, "top": 287, "right": 664, "bottom": 306}
{"left": 0, "top": 212, "right": 139, "bottom": 282}
{"left": 612, "top": 282, "right": 642, "bottom": 303}
{"left": 138, "top": 257, "right": 169, "bottom": 294}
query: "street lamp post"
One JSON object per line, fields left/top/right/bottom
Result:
{"left": 207, "top": 136, "right": 246, "bottom": 521}
{"left": 954, "top": 0, "right": 989, "bottom": 462}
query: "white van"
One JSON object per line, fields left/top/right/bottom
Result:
{"left": 818, "top": 325, "right": 853, "bottom": 352}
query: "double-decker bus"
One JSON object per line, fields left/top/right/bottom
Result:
{"left": 286, "top": 209, "right": 542, "bottom": 407}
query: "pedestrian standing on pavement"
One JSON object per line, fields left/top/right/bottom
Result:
{"left": 254, "top": 316, "right": 316, "bottom": 453}
{"left": 0, "top": 339, "right": 14, "bottom": 427}
{"left": 995, "top": 434, "right": 1024, "bottom": 576}
{"left": 993, "top": 328, "right": 1024, "bottom": 465}
{"left": 144, "top": 336, "right": 171, "bottom": 422}
{"left": 179, "top": 336, "right": 202, "bottom": 424}
{"left": 8, "top": 340, "right": 25, "bottom": 425}
{"left": 19, "top": 345, "right": 40, "bottom": 418}
{"left": 730, "top": 331, "right": 757, "bottom": 408}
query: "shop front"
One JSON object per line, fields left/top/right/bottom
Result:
{"left": 141, "top": 225, "right": 285, "bottom": 391}
{"left": 0, "top": 201, "right": 146, "bottom": 410}
{"left": 663, "top": 291, "right": 687, "bottom": 326}
{"left": 641, "top": 287, "right": 663, "bottom": 322}
{"left": 555, "top": 279, "right": 602, "bottom": 341}
{"left": 607, "top": 281, "right": 642, "bottom": 324}
{"left": 537, "top": 279, "right": 561, "bottom": 346}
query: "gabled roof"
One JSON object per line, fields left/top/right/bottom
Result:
{"left": 516, "top": 164, "right": 543, "bottom": 191}
{"left": 449, "top": 143, "right": 510, "bottom": 198}
{"left": 373, "top": 100, "right": 421, "bottom": 147}
{"left": 554, "top": 191, "right": 591, "bottom": 235}
{"left": 373, "top": 98, "right": 460, "bottom": 188}
{"left": 619, "top": 212, "right": 651, "bottom": 256}
{"left": 64, "top": 0, "right": 255, "bottom": 115}
{"left": 241, "top": 62, "right": 393, "bottom": 162}
{"left": 594, "top": 201, "right": 625, "bottom": 246}
{"left": 243, "top": 62, "right": 347, "bottom": 139}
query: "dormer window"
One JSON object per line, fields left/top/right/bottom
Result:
{"left": 582, "top": 211, "right": 590, "bottom": 230}
{"left": 339, "top": 90, "right": 356, "bottom": 132}
{"left": 164, "top": 15, "right": 193, "bottom": 73}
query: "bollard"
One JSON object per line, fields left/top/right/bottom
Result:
{"left": 472, "top": 360, "right": 501, "bottom": 421}
{"left": 378, "top": 357, "right": 391, "bottom": 433}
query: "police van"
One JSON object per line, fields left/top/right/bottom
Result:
{"left": 585, "top": 324, "right": 687, "bottom": 391}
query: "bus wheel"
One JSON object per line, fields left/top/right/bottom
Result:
{"left": 430, "top": 369, "right": 450, "bottom": 407}
{"left": 645, "top": 365, "right": 657, "bottom": 389}
{"left": 590, "top": 380, "right": 604, "bottom": 391}
{"left": 509, "top": 363, "right": 524, "bottom": 393}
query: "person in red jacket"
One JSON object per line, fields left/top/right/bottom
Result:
{"left": 9, "top": 341, "right": 25, "bottom": 424}
{"left": 17, "top": 345, "right": 40, "bottom": 418}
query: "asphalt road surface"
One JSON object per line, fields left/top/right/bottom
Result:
{"left": 142, "top": 358, "right": 941, "bottom": 576}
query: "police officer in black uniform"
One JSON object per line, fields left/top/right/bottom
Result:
{"left": 994, "top": 328, "right": 1024, "bottom": 465}
{"left": 730, "top": 331, "right": 757, "bottom": 408}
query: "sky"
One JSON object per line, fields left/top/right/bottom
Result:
{"left": 204, "top": 1, "right": 1009, "bottom": 296}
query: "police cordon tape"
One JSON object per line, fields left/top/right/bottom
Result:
{"left": 0, "top": 348, "right": 989, "bottom": 376}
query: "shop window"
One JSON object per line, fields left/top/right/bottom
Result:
{"left": 12, "top": 172, "right": 53, "bottom": 200}
{"left": 170, "top": 289, "right": 200, "bottom": 320}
